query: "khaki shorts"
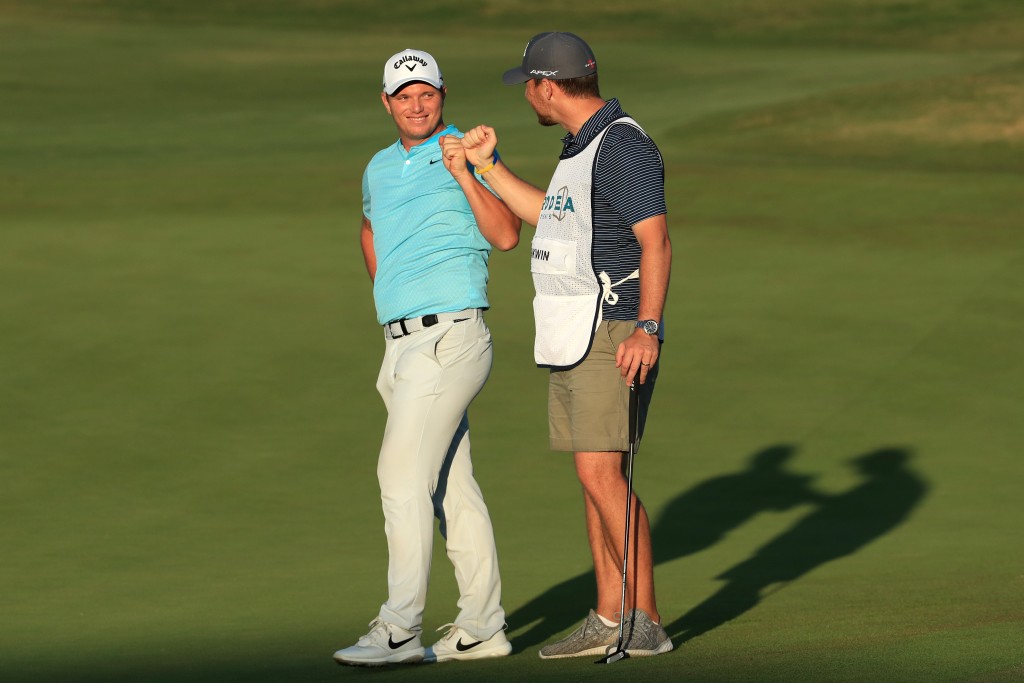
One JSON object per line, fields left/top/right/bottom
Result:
{"left": 548, "top": 320, "right": 659, "bottom": 453}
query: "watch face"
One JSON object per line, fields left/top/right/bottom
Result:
{"left": 640, "top": 320, "right": 659, "bottom": 335}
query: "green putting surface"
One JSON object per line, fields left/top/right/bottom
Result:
{"left": 2, "top": 2, "right": 1022, "bottom": 681}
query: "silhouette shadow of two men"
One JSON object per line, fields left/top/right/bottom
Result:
{"left": 668, "top": 447, "right": 927, "bottom": 643}
{"left": 506, "top": 445, "right": 927, "bottom": 649}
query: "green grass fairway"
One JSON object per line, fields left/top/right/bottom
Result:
{"left": 2, "top": 2, "right": 1023, "bottom": 681}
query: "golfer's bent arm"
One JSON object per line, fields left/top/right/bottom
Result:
{"left": 440, "top": 133, "right": 522, "bottom": 251}
{"left": 361, "top": 216, "right": 376, "bottom": 281}
{"left": 452, "top": 169, "right": 522, "bottom": 252}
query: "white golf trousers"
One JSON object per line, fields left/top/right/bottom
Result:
{"left": 375, "top": 314, "right": 505, "bottom": 639}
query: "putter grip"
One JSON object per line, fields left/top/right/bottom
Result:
{"left": 628, "top": 380, "right": 640, "bottom": 450}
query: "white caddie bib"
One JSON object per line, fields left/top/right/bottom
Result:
{"left": 531, "top": 117, "right": 644, "bottom": 368}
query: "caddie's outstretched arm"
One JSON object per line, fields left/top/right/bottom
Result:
{"left": 461, "top": 125, "right": 545, "bottom": 227}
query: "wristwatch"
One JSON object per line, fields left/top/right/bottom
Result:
{"left": 636, "top": 319, "right": 659, "bottom": 336}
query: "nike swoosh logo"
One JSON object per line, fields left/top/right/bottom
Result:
{"left": 430, "top": 158, "right": 442, "bottom": 164}
{"left": 389, "top": 634, "right": 416, "bottom": 649}
{"left": 455, "top": 638, "right": 483, "bottom": 652}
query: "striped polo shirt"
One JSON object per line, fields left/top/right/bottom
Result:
{"left": 558, "top": 99, "right": 666, "bottom": 321}
{"left": 362, "top": 124, "right": 492, "bottom": 325}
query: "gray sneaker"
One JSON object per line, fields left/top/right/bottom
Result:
{"left": 622, "top": 609, "right": 673, "bottom": 656}
{"left": 538, "top": 610, "right": 618, "bottom": 659}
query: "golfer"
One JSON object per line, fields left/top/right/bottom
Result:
{"left": 332, "top": 48, "right": 520, "bottom": 667}
{"left": 459, "top": 32, "right": 673, "bottom": 658}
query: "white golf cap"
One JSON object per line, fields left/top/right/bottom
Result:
{"left": 382, "top": 48, "right": 444, "bottom": 95}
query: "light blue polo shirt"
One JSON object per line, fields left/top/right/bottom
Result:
{"left": 363, "top": 125, "right": 493, "bottom": 325}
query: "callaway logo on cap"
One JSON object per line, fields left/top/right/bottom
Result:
{"left": 502, "top": 32, "right": 597, "bottom": 85}
{"left": 383, "top": 48, "right": 444, "bottom": 95}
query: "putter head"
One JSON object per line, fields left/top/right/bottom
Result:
{"left": 595, "top": 647, "right": 629, "bottom": 664}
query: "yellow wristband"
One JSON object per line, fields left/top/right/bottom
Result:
{"left": 474, "top": 158, "right": 496, "bottom": 175}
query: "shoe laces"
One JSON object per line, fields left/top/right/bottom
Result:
{"left": 357, "top": 617, "right": 390, "bottom": 645}
{"left": 434, "top": 622, "right": 461, "bottom": 642}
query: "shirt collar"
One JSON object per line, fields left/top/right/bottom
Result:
{"left": 559, "top": 98, "right": 626, "bottom": 158}
{"left": 396, "top": 124, "right": 458, "bottom": 156}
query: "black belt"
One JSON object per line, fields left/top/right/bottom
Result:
{"left": 383, "top": 308, "right": 480, "bottom": 340}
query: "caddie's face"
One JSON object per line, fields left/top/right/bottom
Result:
{"left": 525, "top": 78, "right": 557, "bottom": 127}
{"left": 382, "top": 82, "right": 446, "bottom": 150}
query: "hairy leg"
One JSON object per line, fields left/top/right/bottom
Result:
{"left": 574, "top": 451, "right": 659, "bottom": 623}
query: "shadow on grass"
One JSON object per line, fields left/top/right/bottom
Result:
{"left": 8, "top": 447, "right": 926, "bottom": 682}
{"left": 506, "top": 445, "right": 928, "bottom": 652}
{"left": 667, "top": 446, "right": 927, "bottom": 644}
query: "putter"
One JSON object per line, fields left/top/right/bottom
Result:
{"left": 596, "top": 377, "right": 641, "bottom": 665}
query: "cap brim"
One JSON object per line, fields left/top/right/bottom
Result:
{"left": 502, "top": 66, "right": 531, "bottom": 85}
{"left": 385, "top": 78, "right": 442, "bottom": 96}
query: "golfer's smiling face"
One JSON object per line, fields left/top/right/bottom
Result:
{"left": 383, "top": 82, "right": 446, "bottom": 150}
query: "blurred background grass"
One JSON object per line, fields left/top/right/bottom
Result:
{"left": 2, "top": 1, "right": 1022, "bottom": 681}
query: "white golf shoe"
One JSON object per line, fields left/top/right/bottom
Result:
{"left": 424, "top": 623, "right": 512, "bottom": 662}
{"left": 333, "top": 617, "right": 424, "bottom": 666}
